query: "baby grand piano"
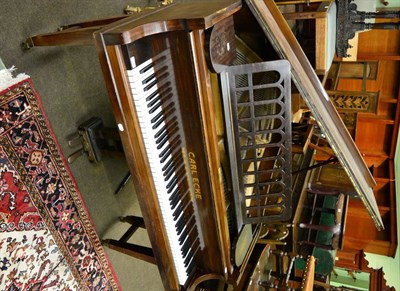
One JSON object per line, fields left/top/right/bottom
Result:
{"left": 24, "top": 1, "right": 384, "bottom": 290}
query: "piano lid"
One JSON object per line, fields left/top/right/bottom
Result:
{"left": 245, "top": 0, "right": 384, "bottom": 230}
{"left": 98, "top": 1, "right": 242, "bottom": 45}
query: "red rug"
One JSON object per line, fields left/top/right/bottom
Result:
{"left": 0, "top": 78, "right": 120, "bottom": 290}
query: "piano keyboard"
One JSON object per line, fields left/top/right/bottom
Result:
{"left": 127, "top": 49, "right": 203, "bottom": 285}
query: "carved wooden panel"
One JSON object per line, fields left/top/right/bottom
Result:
{"left": 336, "top": 250, "right": 396, "bottom": 291}
{"left": 327, "top": 90, "right": 380, "bottom": 114}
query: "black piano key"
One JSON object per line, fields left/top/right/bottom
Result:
{"left": 147, "top": 92, "right": 161, "bottom": 108}
{"left": 156, "top": 122, "right": 179, "bottom": 144}
{"left": 154, "top": 116, "right": 177, "bottom": 139}
{"left": 170, "top": 187, "right": 187, "bottom": 204}
{"left": 179, "top": 227, "right": 189, "bottom": 245}
{"left": 142, "top": 66, "right": 168, "bottom": 86}
{"left": 160, "top": 137, "right": 181, "bottom": 163}
{"left": 173, "top": 196, "right": 193, "bottom": 221}
{"left": 139, "top": 62, "right": 154, "bottom": 74}
{"left": 159, "top": 147, "right": 172, "bottom": 161}
{"left": 155, "top": 129, "right": 169, "bottom": 146}
{"left": 166, "top": 167, "right": 186, "bottom": 192}
{"left": 148, "top": 99, "right": 162, "bottom": 114}
{"left": 159, "top": 138, "right": 179, "bottom": 161}
{"left": 160, "top": 145, "right": 180, "bottom": 173}
{"left": 178, "top": 218, "right": 195, "bottom": 244}
{"left": 146, "top": 86, "right": 173, "bottom": 108}
{"left": 155, "top": 120, "right": 178, "bottom": 144}
{"left": 162, "top": 155, "right": 175, "bottom": 172}
{"left": 175, "top": 214, "right": 186, "bottom": 235}
{"left": 151, "top": 102, "right": 175, "bottom": 126}
{"left": 164, "top": 170, "right": 176, "bottom": 183}
{"left": 139, "top": 56, "right": 167, "bottom": 74}
{"left": 180, "top": 234, "right": 192, "bottom": 257}
{"left": 156, "top": 126, "right": 177, "bottom": 147}
{"left": 184, "top": 244, "right": 200, "bottom": 268}
{"left": 175, "top": 203, "right": 194, "bottom": 231}
{"left": 172, "top": 202, "right": 183, "bottom": 219}
{"left": 171, "top": 199, "right": 190, "bottom": 220}
{"left": 163, "top": 153, "right": 183, "bottom": 175}
{"left": 169, "top": 187, "right": 180, "bottom": 204}
{"left": 148, "top": 94, "right": 173, "bottom": 117}
{"left": 171, "top": 193, "right": 183, "bottom": 212}
{"left": 183, "top": 246, "right": 195, "bottom": 267}
{"left": 171, "top": 198, "right": 185, "bottom": 218}
{"left": 144, "top": 72, "right": 169, "bottom": 91}
{"left": 146, "top": 91, "right": 159, "bottom": 105}
{"left": 172, "top": 200, "right": 187, "bottom": 221}
{"left": 148, "top": 91, "right": 174, "bottom": 110}
{"left": 164, "top": 162, "right": 185, "bottom": 182}
{"left": 182, "top": 237, "right": 199, "bottom": 260}
{"left": 145, "top": 82, "right": 171, "bottom": 102}
{"left": 171, "top": 189, "right": 189, "bottom": 212}
{"left": 157, "top": 128, "right": 179, "bottom": 150}
{"left": 179, "top": 227, "right": 194, "bottom": 247}
{"left": 186, "top": 257, "right": 196, "bottom": 276}
{"left": 143, "top": 77, "right": 157, "bottom": 91}
{"left": 163, "top": 162, "right": 176, "bottom": 181}
{"left": 161, "top": 145, "right": 182, "bottom": 173}
{"left": 183, "top": 251, "right": 191, "bottom": 267}
{"left": 164, "top": 163, "right": 183, "bottom": 185}
{"left": 166, "top": 175, "right": 177, "bottom": 191}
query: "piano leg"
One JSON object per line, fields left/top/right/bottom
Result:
{"left": 102, "top": 239, "right": 156, "bottom": 265}
{"left": 102, "top": 216, "right": 156, "bottom": 265}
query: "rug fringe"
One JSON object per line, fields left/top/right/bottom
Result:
{"left": 0, "top": 67, "right": 30, "bottom": 92}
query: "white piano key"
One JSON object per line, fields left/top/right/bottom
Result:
{"left": 127, "top": 53, "right": 193, "bottom": 285}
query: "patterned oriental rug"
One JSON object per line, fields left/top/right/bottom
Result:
{"left": 0, "top": 76, "right": 120, "bottom": 290}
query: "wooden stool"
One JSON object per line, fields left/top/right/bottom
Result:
{"left": 67, "top": 116, "right": 124, "bottom": 163}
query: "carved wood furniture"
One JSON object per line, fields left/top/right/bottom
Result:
{"left": 336, "top": 250, "right": 395, "bottom": 290}
{"left": 327, "top": 90, "right": 380, "bottom": 114}
{"left": 336, "top": 0, "right": 400, "bottom": 58}
{"left": 326, "top": 26, "right": 398, "bottom": 259}
{"left": 281, "top": 0, "right": 337, "bottom": 74}
{"left": 297, "top": 187, "right": 349, "bottom": 251}
{"left": 327, "top": 61, "right": 379, "bottom": 91}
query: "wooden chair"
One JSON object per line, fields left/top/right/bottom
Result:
{"left": 298, "top": 185, "right": 349, "bottom": 251}
{"left": 327, "top": 61, "right": 379, "bottom": 91}
{"left": 281, "top": 1, "right": 337, "bottom": 75}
